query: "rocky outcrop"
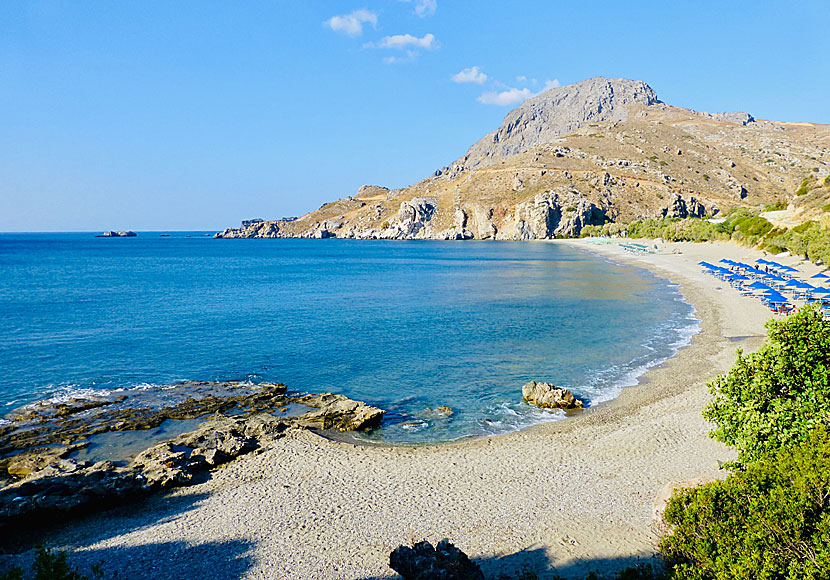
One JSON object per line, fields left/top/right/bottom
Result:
{"left": 437, "top": 209, "right": 475, "bottom": 240}
{"left": 0, "top": 460, "right": 145, "bottom": 520}
{"left": 215, "top": 220, "right": 282, "bottom": 239}
{"left": 97, "top": 231, "right": 136, "bottom": 237}
{"left": 377, "top": 197, "right": 438, "bottom": 240}
{"left": 701, "top": 111, "right": 755, "bottom": 126}
{"left": 662, "top": 193, "right": 706, "bottom": 219}
{"left": 454, "top": 77, "right": 659, "bottom": 171}
{"left": 357, "top": 185, "right": 390, "bottom": 198}
{"left": 522, "top": 381, "right": 584, "bottom": 410}
{"left": 1, "top": 381, "right": 290, "bottom": 454}
{"left": 292, "top": 393, "right": 385, "bottom": 431}
{"left": 500, "top": 190, "right": 605, "bottom": 239}
{"left": 389, "top": 540, "right": 484, "bottom": 580}
{"left": 472, "top": 207, "right": 497, "bottom": 239}
{"left": 0, "top": 382, "right": 385, "bottom": 523}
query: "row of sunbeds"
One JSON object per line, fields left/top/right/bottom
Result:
{"left": 699, "top": 257, "right": 830, "bottom": 317}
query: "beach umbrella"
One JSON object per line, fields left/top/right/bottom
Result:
{"left": 812, "top": 287, "right": 830, "bottom": 295}
{"left": 718, "top": 259, "right": 733, "bottom": 264}
{"left": 698, "top": 261, "right": 716, "bottom": 269}
{"left": 810, "top": 273, "right": 830, "bottom": 280}
{"left": 747, "top": 281, "right": 772, "bottom": 290}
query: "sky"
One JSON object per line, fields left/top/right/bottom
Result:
{"left": 1, "top": 1, "right": 829, "bottom": 231}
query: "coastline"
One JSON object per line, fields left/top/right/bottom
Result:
{"left": 2, "top": 239, "right": 794, "bottom": 579}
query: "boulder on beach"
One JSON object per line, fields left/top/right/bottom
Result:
{"left": 389, "top": 539, "right": 484, "bottom": 580}
{"left": 522, "top": 381, "right": 584, "bottom": 410}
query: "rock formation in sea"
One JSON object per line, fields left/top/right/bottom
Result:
{"left": 215, "top": 76, "right": 830, "bottom": 241}
{"left": 0, "top": 382, "right": 384, "bottom": 523}
{"left": 97, "top": 231, "right": 137, "bottom": 237}
{"left": 521, "top": 381, "right": 584, "bottom": 410}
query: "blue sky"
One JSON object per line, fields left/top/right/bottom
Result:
{"left": 1, "top": 1, "right": 828, "bottom": 231}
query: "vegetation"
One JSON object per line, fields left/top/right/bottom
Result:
{"left": 661, "top": 429, "right": 830, "bottom": 579}
{"left": 581, "top": 204, "right": 830, "bottom": 266}
{"left": 659, "top": 306, "right": 830, "bottom": 580}
{"left": 705, "top": 306, "right": 830, "bottom": 462}
{"left": 0, "top": 546, "right": 95, "bottom": 580}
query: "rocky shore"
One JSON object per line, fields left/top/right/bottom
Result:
{"left": 0, "top": 381, "right": 383, "bottom": 525}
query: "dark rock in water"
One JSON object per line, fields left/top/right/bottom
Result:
{"left": 522, "top": 381, "right": 584, "bottom": 410}
{"left": 1, "top": 381, "right": 288, "bottom": 454}
{"left": 97, "top": 231, "right": 136, "bottom": 237}
{"left": 390, "top": 539, "right": 484, "bottom": 580}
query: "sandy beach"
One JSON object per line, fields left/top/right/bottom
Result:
{"left": 6, "top": 239, "right": 817, "bottom": 580}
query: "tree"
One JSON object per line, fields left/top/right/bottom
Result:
{"left": 704, "top": 305, "right": 830, "bottom": 462}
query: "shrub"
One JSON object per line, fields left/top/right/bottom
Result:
{"left": 661, "top": 428, "right": 830, "bottom": 580}
{"left": 704, "top": 305, "right": 830, "bottom": 462}
{"left": 0, "top": 546, "right": 90, "bottom": 580}
{"left": 825, "top": 175, "right": 830, "bottom": 186}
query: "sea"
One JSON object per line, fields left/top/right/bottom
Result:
{"left": 0, "top": 232, "right": 698, "bottom": 444}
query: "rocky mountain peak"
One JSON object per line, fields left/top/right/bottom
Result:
{"left": 450, "top": 77, "right": 659, "bottom": 172}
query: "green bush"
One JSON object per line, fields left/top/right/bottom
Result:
{"left": 0, "top": 546, "right": 90, "bottom": 580}
{"left": 661, "top": 428, "right": 830, "bottom": 580}
{"left": 704, "top": 305, "right": 830, "bottom": 462}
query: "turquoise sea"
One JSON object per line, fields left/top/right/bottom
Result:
{"left": 0, "top": 233, "right": 697, "bottom": 443}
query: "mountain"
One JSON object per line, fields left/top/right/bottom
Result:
{"left": 216, "top": 77, "right": 830, "bottom": 240}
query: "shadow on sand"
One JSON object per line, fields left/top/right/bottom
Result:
{"left": 0, "top": 488, "right": 256, "bottom": 580}
{"left": 1, "top": 491, "right": 658, "bottom": 580}
{"left": 359, "top": 546, "right": 661, "bottom": 580}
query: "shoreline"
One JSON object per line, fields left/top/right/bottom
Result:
{"left": 1, "top": 239, "right": 798, "bottom": 580}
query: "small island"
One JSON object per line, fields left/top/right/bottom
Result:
{"left": 96, "top": 231, "right": 137, "bottom": 238}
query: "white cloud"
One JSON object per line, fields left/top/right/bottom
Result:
{"left": 399, "top": 0, "right": 437, "bottom": 17}
{"left": 516, "top": 75, "right": 527, "bottom": 83}
{"left": 452, "top": 66, "right": 487, "bottom": 84}
{"left": 370, "top": 32, "right": 437, "bottom": 50}
{"left": 325, "top": 9, "right": 377, "bottom": 37}
{"left": 414, "top": 0, "right": 437, "bottom": 17}
{"left": 476, "top": 77, "right": 563, "bottom": 106}
{"left": 541, "top": 78, "right": 561, "bottom": 91}
{"left": 384, "top": 51, "right": 418, "bottom": 64}
{"left": 477, "top": 87, "right": 534, "bottom": 106}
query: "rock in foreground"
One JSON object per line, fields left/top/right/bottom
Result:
{"left": 390, "top": 539, "right": 484, "bottom": 580}
{"left": 522, "top": 381, "right": 584, "bottom": 409}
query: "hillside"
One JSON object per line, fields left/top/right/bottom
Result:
{"left": 216, "top": 77, "right": 830, "bottom": 240}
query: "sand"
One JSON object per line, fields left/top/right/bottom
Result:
{"left": 5, "top": 240, "right": 817, "bottom": 580}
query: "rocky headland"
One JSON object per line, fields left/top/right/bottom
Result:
{"left": 215, "top": 76, "right": 830, "bottom": 241}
